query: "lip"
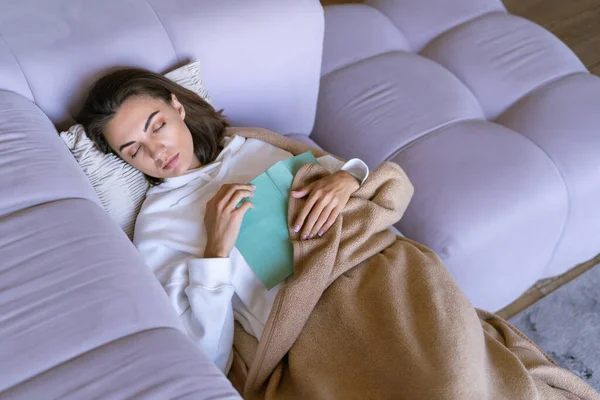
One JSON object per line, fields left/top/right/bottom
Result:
{"left": 163, "top": 153, "right": 179, "bottom": 170}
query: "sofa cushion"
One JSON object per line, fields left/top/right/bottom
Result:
{"left": 321, "top": 4, "right": 411, "bottom": 77}
{"left": 497, "top": 73, "right": 600, "bottom": 276}
{"left": 0, "top": 198, "right": 186, "bottom": 392}
{"left": 313, "top": 51, "right": 484, "bottom": 168}
{"left": 422, "top": 12, "right": 587, "bottom": 119}
{"left": 0, "top": 0, "right": 324, "bottom": 134}
{"left": 391, "top": 120, "right": 568, "bottom": 310}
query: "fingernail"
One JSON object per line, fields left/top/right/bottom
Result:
{"left": 301, "top": 234, "right": 308, "bottom": 240}
{"left": 294, "top": 225, "right": 300, "bottom": 233}
{"left": 309, "top": 234, "right": 315, "bottom": 239}
{"left": 318, "top": 231, "right": 325, "bottom": 237}
{"left": 251, "top": 185, "right": 256, "bottom": 189}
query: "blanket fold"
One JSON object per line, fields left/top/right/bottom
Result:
{"left": 226, "top": 127, "right": 599, "bottom": 400}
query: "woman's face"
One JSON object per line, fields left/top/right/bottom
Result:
{"left": 103, "top": 94, "right": 201, "bottom": 178}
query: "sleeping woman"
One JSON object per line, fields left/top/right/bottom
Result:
{"left": 78, "top": 68, "right": 599, "bottom": 400}
{"left": 78, "top": 68, "right": 369, "bottom": 373}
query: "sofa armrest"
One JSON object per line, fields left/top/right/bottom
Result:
{"left": 0, "top": 90, "right": 99, "bottom": 218}
{"left": 0, "top": 197, "right": 241, "bottom": 397}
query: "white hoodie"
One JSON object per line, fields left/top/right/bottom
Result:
{"left": 133, "top": 134, "right": 368, "bottom": 372}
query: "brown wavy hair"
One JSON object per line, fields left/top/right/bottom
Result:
{"left": 77, "top": 67, "right": 229, "bottom": 185}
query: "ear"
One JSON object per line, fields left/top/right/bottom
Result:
{"left": 171, "top": 93, "right": 186, "bottom": 120}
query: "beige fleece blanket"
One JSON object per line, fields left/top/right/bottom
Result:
{"left": 226, "top": 127, "right": 599, "bottom": 400}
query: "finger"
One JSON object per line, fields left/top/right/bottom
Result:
{"left": 220, "top": 184, "right": 256, "bottom": 199}
{"left": 234, "top": 200, "right": 254, "bottom": 217}
{"left": 290, "top": 182, "right": 314, "bottom": 199}
{"left": 311, "top": 203, "right": 335, "bottom": 238}
{"left": 293, "top": 191, "right": 319, "bottom": 233}
{"left": 301, "top": 198, "right": 328, "bottom": 240}
{"left": 217, "top": 184, "right": 255, "bottom": 207}
{"left": 226, "top": 190, "right": 255, "bottom": 210}
{"left": 319, "top": 206, "right": 342, "bottom": 237}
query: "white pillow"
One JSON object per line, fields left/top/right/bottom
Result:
{"left": 164, "top": 61, "right": 212, "bottom": 105}
{"left": 60, "top": 61, "right": 211, "bottom": 239}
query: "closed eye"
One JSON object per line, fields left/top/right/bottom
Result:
{"left": 131, "top": 146, "right": 141, "bottom": 159}
{"left": 154, "top": 122, "right": 166, "bottom": 132}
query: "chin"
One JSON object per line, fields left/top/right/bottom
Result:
{"left": 160, "top": 166, "right": 183, "bottom": 178}
{"left": 173, "top": 164, "right": 188, "bottom": 176}
{"left": 177, "top": 157, "right": 196, "bottom": 175}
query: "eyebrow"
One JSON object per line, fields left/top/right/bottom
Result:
{"left": 144, "top": 110, "right": 160, "bottom": 132}
{"left": 119, "top": 141, "right": 135, "bottom": 152}
{"left": 118, "top": 110, "right": 160, "bottom": 153}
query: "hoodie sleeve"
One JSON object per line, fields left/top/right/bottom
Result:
{"left": 133, "top": 243, "right": 237, "bottom": 373}
{"left": 184, "top": 257, "right": 236, "bottom": 373}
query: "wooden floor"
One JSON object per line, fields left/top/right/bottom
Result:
{"left": 503, "top": 0, "right": 600, "bottom": 76}
{"left": 496, "top": 254, "right": 600, "bottom": 319}
{"left": 320, "top": 0, "right": 600, "bottom": 317}
{"left": 321, "top": 0, "right": 600, "bottom": 76}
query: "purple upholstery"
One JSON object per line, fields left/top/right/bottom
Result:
{"left": 390, "top": 120, "right": 568, "bottom": 307}
{"left": 312, "top": 2, "right": 600, "bottom": 311}
{"left": 422, "top": 12, "right": 586, "bottom": 119}
{"left": 314, "top": 51, "right": 484, "bottom": 167}
{"left": 321, "top": 4, "right": 410, "bottom": 77}
{"left": 0, "top": 91, "right": 99, "bottom": 218}
{"left": 497, "top": 73, "right": 600, "bottom": 277}
{"left": 0, "top": 196, "right": 239, "bottom": 397}
{"left": 144, "top": 0, "right": 323, "bottom": 136}
{"left": 0, "top": 0, "right": 323, "bottom": 134}
{"left": 0, "top": 0, "right": 598, "bottom": 396}
{"left": 2, "top": 329, "right": 237, "bottom": 399}
{"left": 367, "top": 0, "right": 506, "bottom": 51}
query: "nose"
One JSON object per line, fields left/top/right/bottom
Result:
{"left": 147, "top": 138, "right": 167, "bottom": 165}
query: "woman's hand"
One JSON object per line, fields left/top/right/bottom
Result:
{"left": 290, "top": 170, "right": 359, "bottom": 240}
{"left": 204, "top": 184, "right": 256, "bottom": 258}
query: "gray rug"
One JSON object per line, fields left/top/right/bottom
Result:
{"left": 510, "top": 264, "right": 600, "bottom": 390}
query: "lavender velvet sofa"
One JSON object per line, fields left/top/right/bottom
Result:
{"left": 313, "top": 0, "right": 600, "bottom": 311}
{"left": 0, "top": 0, "right": 598, "bottom": 397}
